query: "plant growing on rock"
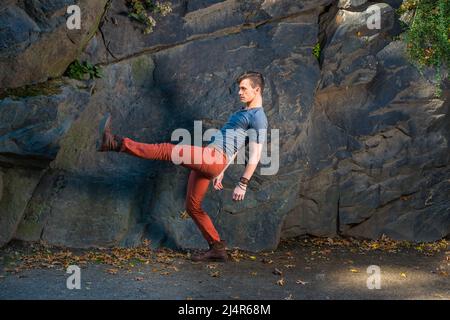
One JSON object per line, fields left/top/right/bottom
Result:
{"left": 65, "top": 60, "right": 103, "bottom": 80}
{"left": 397, "top": 0, "right": 450, "bottom": 97}
{"left": 313, "top": 42, "right": 321, "bottom": 62}
{"left": 127, "top": 0, "right": 172, "bottom": 34}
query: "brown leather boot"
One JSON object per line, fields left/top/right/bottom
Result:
{"left": 97, "top": 113, "right": 123, "bottom": 152}
{"left": 191, "top": 240, "right": 228, "bottom": 262}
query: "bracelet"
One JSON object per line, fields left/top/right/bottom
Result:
{"left": 238, "top": 181, "right": 247, "bottom": 188}
{"left": 237, "top": 183, "right": 247, "bottom": 191}
{"left": 237, "top": 185, "right": 247, "bottom": 191}
{"left": 240, "top": 176, "right": 250, "bottom": 185}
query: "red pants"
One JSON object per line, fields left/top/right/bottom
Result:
{"left": 119, "top": 137, "right": 228, "bottom": 244}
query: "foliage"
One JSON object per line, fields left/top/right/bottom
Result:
{"left": 65, "top": 60, "right": 103, "bottom": 80}
{"left": 397, "top": 0, "right": 450, "bottom": 97}
{"left": 127, "top": 0, "right": 172, "bottom": 34}
{"left": 313, "top": 42, "right": 321, "bottom": 62}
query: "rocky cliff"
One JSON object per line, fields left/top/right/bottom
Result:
{"left": 0, "top": 0, "right": 448, "bottom": 251}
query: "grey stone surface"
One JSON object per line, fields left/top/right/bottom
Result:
{"left": 297, "top": 4, "right": 450, "bottom": 242}
{"left": 0, "top": 167, "right": 44, "bottom": 247}
{"left": 338, "top": 0, "right": 368, "bottom": 9}
{"left": 0, "top": 0, "right": 108, "bottom": 88}
{"left": 0, "top": 1, "right": 448, "bottom": 250}
{"left": 0, "top": 80, "right": 91, "bottom": 164}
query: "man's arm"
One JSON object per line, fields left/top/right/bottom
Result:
{"left": 213, "top": 149, "right": 241, "bottom": 190}
{"left": 216, "top": 150, "right": 239, "bottom": 178}
{"left": 241, "top": 140, "right": 263, "bottom": 180}
{"left": 233, "top": 111, "right": 267, "bottom": 200}
{"left": 217, "top": 139, "right": 261, "bottom": 178}
{"left": 231, "top": 141, "right": 263, "bottom": 200}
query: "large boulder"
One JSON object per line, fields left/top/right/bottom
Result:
{"left": 14, "top": 54, "right": 173, "bottom": 248}
{"left": 82, "top": 0, "right": 333, "bottom": 64}
{"left": 0, "top": 0, "right": 448, "bottom": 251}
{"left": 0, "top": 79, "right": 91, "bottom": 165}
{"left": 0, "top": 0, "right": 108, "bottom": 89}
{"left": 0, "top": 167, "right": 44, "bottom": 247}
{"left": 0, "top": 79, "right": 92, "bottom": 247}
{"left": 281, "top": 3, "right": 450, "bottom": 242}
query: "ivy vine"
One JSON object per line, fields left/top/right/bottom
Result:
{"left": 397, "top": 0, "right": 450, "bottom": 97}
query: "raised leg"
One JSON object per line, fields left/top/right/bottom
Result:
{"left": 119, "top": 137, "right": 227, "bottom": 179}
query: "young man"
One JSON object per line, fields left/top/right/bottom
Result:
{"left": 97, "top": 71, "right": 268, "bottom": 262}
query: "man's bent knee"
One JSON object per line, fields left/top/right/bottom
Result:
{"left": 186, "top": 202, "right": 203, "bottom": 216}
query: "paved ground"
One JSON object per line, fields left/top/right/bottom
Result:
{"left": 0, "top": 236, "right": 449, "bottom": 300}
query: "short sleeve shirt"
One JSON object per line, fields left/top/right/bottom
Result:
{"left": 207, "top": 106, "right": 268, "bottom": 161}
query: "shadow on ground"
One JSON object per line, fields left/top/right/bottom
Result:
{"left": 0, "top": 236, "right": 449, "bottom": 300}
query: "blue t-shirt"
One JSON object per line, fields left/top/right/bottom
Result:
{"left": 207, "top": 105, "right": 268, "bottom": 161}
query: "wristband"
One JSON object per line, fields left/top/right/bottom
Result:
{"left": 240, "top": 177, "right": 249, "bottom": 185}
{"left": 237, "top": 182, "right": 247, "bottom": 191}
{"left": 238, "top": 181, "right": 247, "bottom": 188}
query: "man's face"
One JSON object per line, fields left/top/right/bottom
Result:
{"left": 238, "top": 78, "right": 260, "bottom": 103}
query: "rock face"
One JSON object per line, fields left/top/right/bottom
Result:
{"left": 283, "top": 2, "right": 450, "bottom": 243}
{"left": 0, "top": 0, "right": 448, "bottom": 251}
{"left": 0, "top": 0, "right": 108, "bottom": 89}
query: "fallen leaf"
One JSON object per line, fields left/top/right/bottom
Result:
{"left": 106, "top": 268, "right": 118, "bottom": 274}
{"left": 180, "top": 210, "right": 190, "bottom": 220}
{"left": 276, "top": 278, "right": 285, "bottom": 286}
{"left": 210, "top": 271, "right": 220, "bottom": 277}
{"left": 169, "top": 266, "right": 179, "bottom": 272}
{"left": 261, "top": 258, "right": 273, "bottom": 264}
{"left": 272, "top": 268, "right": 283, "bottom": 276}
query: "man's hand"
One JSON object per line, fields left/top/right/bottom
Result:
{"left": 232, "top": 185, "right": 246, "bottom": 201}
{"left": 213, "top": 172, "right": 224, "bottom": 190}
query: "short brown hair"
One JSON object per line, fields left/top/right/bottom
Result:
{"left": 236, "top": 71, "right": 265, "bottom": 94}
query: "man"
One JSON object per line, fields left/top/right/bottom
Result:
{"left": 97, "top": 71, "right": 268, "bottom": 262}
